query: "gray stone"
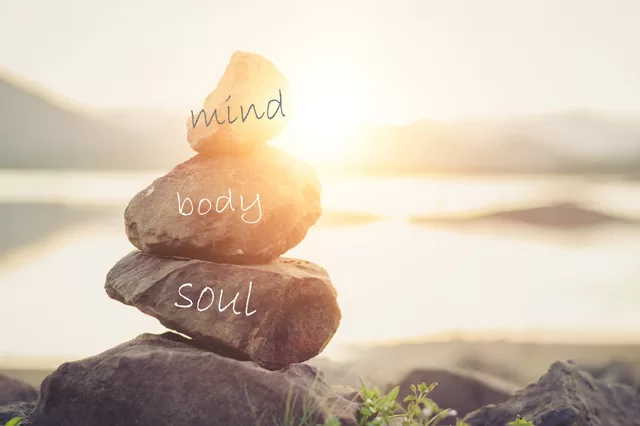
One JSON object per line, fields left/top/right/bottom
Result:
{"left": 582, "top": 361, "right": 638, "bottom": 388}
{"left": 186, "top": 51, "right": 293, "bottom": 155}
{"left": 391, "top": 368, "right": 515, "bottom": 418}
{"left": 105, "top": 251, "right": 341, "bottom": 370}
{"left": 124, "top": 145, "right": 321, "bottom": 264}
{"left": 0, "top": 374, "right": 38, "bottom": 405}
{"left": 27, "top": 333, "right": 360, "bottom": 426}
{"left": 465, "top": 361, "right": 640, "bottom": 426}
{"left": 0, "top": 401, "right": 35, "bottom": 424}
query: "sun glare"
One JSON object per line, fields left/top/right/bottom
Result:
{"left": 275, "top": 66, "right": 369, "bottom": 166}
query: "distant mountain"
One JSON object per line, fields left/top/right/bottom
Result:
{"left": 95, "top": 107, "right": 189, "bottom": 153}
{"left": 340, "top": 112, "right": 640, "bottom": 174}
{"left": 0, "top": 73, "right": 190, "bottom": 169}
{"left": 1, "top": 71, "right": 639, "bottom": 174}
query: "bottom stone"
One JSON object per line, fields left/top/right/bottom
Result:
{"left": 28, "top": 333, "right": 361, "bottom": 426}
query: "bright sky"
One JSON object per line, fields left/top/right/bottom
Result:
{"left": 2, "top": 0, "right": 640, "bottom": 125}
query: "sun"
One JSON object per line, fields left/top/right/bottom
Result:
{"left": 274, "top": 67, "right": 368, "bottom": 167}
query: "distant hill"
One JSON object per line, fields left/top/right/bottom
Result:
{"left": 0, "top": 73, "right": 190, "bottom": 169}
{"left": 1, "top": 71, "right": 639, "bottom": 173}
{"left": 342, "top": 113, "right": 640, "bottom": 174}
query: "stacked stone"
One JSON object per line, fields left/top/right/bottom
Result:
{"left": 105, "top": 51, "right": 341, "bottom": 370}
{"left": 25, "top": 52, "right": 358, "bottom": 426}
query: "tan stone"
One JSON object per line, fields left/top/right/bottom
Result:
{"left": 124, "top": 145, "right": 321, "bottom": 264}
{"left": 186, "top": 51, "right": 293, "bottom": 155}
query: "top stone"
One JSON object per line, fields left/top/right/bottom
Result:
{"left": 186, "top": 51, "right": 293, "bottom": 155}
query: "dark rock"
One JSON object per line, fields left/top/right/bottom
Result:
{"left": 0, "top": 374, "right": 38, "bottom": 405}
{"left": 465, "top": 360, "right": 640, "bottom": 426}
{"left": 582, "top": 361, "right": 638, "bottom": 388}
{"left": 308, "top": 358, "right": 371, "bottom": 389}
{"left": 27, "top": 332, "right": 360, "bottom": 426}
{"left": 124, "top": 145, "right": 321, "bottom": 264}
{"left": 391, "top": 368, "right": 516, "bottom": 418}
{"left": 105, "top": 251, "right": 341, "bottom": 370}
{"left": 0, "top": 401, "right": 35, "bottom": 424}
{"left": 186, "top": 51, "right": 293, "bottom": 155}
{"left": 456, "top": 354, "right": 524, "bottom": 385}
{"left": 411, "top": 202, "right": 636, "bottom": 229}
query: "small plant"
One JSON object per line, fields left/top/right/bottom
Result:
{"left": 507, "top": 418, "right": 535, "bottom": 426}
{"left": 354, "top": 380, "right": 534, "bottom": 426}
{"left": 357, "top": 379, "right": 468, "bottom": 426}
{"left": 5, "top": 418, "right": 23, "bottom": 426}
{"left": 318, "top": 417, "right": 341, "bottom": 426}
{"left": 274, "top": 377, "right": 534, "bottom": 426}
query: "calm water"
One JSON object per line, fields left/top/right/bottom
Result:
{"left": 1, "top": 170, "right": 640, "bottom": 364}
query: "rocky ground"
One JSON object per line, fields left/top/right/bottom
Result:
{"left": 4, "top": 345, "right": 640, "bottom": 425}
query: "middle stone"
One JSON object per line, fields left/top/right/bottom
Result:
{"left": 124, "top": 145, "right": 322, "bottom": 264}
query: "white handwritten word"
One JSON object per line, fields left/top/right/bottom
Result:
{"left": 174, "top": 282, "right": 257, "bottom": 316}
{"left": 177, "top": 189, "right": 262, "bottom": 224}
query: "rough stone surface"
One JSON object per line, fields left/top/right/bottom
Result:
{"left": 465, "top": 361, "right": 640, "bottom": 426}
{"left": 27, "top": 333, "right": 360, "bottom": 426}
{"left": 0, "top": 401, "right": 35, "bottom": 424}
{"left": 186, "top": 51, "right": 293, "bottom": 155}
{"left": 124, "top": 145, "right": 321, "bottom": 264}
{"left": 391, "top": 368, "right": 515, "bottom": 418}
{"left": 105, "top": 251, "right": 341, "bottom": 369}
{"left": 0, "top": 374, "right": 38, "bottom": 405}
{"left": 582, "top": 361, "right": 638, "bottom": 388}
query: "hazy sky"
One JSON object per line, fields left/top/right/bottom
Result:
{"left": 2, "top": 0, "right": 640, "bottom": 123}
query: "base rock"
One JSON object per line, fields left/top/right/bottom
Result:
{"left": 27, "top": 333, "right": 360, "bottom": 426}
{"left": 465, "top": 360, "right": 640, "bottom": 426}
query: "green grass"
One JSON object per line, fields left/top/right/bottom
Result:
{"left": 5, "top": 418, "right": 23, "bottom": 426}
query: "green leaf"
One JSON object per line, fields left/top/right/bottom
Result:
{"left": 5, "top": 418, "right": 23, "bottom": 426}
{"left": 359, "top": 378, "right": 372, "bottom": 399}
{"left": 507, "top": 418, "right": 535, "bottom": 426}
{"left": 424, "top": 399, "right": 440, "bottom": 413}
{"left": 418, "top": 383, "right": 428, "bottom": 393}
{"left": 319, "top": 416, "right": 341, "bottom": 426}
{"left": 360, "top": 406, "right": 373, "bottom": 416}
{"left": 386, "top": 386, "right": 400, "bottom": 403}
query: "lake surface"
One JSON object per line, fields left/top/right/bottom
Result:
{"left": 1, "top": 170, "right": 640, "bottom": 365}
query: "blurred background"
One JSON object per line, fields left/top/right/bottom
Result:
{"left": 2, "top": 0, "right": 640, "bottom": 390}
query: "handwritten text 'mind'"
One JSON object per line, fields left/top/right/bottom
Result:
{"left": 190, "top": 89, "right": 285, "bottom": 128}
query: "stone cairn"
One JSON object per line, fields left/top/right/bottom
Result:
{"left": 27, "top": 52, "right": 359, "bottom": 426}
{"left": 106, "top": 50, "right": 341, "bottom": 370}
